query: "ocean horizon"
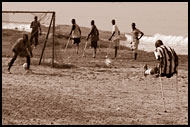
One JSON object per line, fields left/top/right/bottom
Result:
{"left": 2, "top": 2, "right": 188, "bottom": 55}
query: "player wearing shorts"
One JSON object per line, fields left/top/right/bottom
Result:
{"left": 109, "top": 19, "right": 120, "bottom": 59}
{"left": 86, "top": 20, "right": 99, "bottom": 58}
{"left": 131, "top": 23, "right": 144, "bottom": 60}
{"left": 69, "top": 19, "right": 81, "bottom": 54}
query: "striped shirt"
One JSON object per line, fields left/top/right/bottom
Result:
{"left": 154, "top": 45, "right": 178, "bottom": 78}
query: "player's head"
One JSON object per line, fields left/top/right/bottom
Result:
{"left": 132, "top": 23, "right": 136, "bottom": 29}
{"left": 34, "top": 16, "right": 38, "bottom": 21}
{"left": 71, "top": 19, "right": 76, "bottom": 24}
{"left": 155, "top": 40, "right": 164, "bottom": 48}
{"left": 112, "top": 19, "right": 115, "bottom": 25}
{"left": 91, "top": 20, "right": 95, "bottom": 25}
{"left": 23, "top": 34, "right": 28, "bottom": 43}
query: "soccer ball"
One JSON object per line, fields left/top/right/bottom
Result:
{"left": 105, "top": 58, "right": 111, "bottom": 66}
{"left": 23, "top": 63, "right": 28, "bottom": 70}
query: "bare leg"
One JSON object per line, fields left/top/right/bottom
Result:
{"left": 115, "top": 46, "right": 118, "bottom": 58}
{"left": 93, "top": 47, "right": 96, "bottom": 58}
{"left": 76, "top": 44, "right": 79, "bottom": 54}
{"left": 26, "top": 55, "right": 31, "bottom": 70}
{"left": 135, "top": 53, "right": 137, "bottom": 60}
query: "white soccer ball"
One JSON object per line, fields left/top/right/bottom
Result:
{"left": 23, "top": 63, "right": 28, "bottom": 70}
{"left": 105, "top": 58, "right": 111, "bottom": 66}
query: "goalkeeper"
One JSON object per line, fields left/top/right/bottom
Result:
{"left": 8, "top": 34, "right": 33, "bottom": 74}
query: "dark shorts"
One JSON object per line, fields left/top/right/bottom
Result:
{"left": 73, "top": 38, "right": 80, "bottom": 45}
{"left": 91, "top": 41, "right": 98, "bottom": 48}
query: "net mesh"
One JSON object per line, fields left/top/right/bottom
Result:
{"left": 2, "top": 12, "right": 56, "bottom": 67}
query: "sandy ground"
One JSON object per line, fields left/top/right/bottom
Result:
{"left": 2, "top": 48, "right": 188, "bottom": 125}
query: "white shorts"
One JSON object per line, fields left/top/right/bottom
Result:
{"left": 131, "top": 40, "right": 139, "bottom": 53}
{"left": 113, "top": 39, "right": 120, "bottom": 47}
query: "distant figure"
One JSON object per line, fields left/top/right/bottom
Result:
{"left": 30, "top": 16, "right": 42, "bottom": 48}
{"left": 131, "top": 23, "right": 144, "bottom": 60}
{"left": 69, "top": 19, "right": 81, "bottom": 54}
{"left": 8, "top": 34, "right": 33, "bottom": 74}
{"left": 109, "top": 19, "right": 120, "bottom": 59}
{"left": 144, "top": 40, "right": 178, "bottom": 78}
{"left": 86, "top": 20, "right": 99, "bottom": 58}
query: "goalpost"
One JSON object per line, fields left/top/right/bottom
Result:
{"left": 2, "top": 11, "right": 56, "bottom": 67}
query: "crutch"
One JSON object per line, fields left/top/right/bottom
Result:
{"left": 64, "top": 37, "right": 71, "bottom": 53}
{"left": 82, "top": 40, "right": 88, "bottom": 57}
{"left": 159, "top": 67, "right": 167, "bottom": 112}
{"left": 130, "top": 42, "right": 133, "bottom": 59}
{"left": 105, "top": 40, "right": 112, "bottom": 58}
{"left": 175, "top": 70, "right": 180, "bottom": 110}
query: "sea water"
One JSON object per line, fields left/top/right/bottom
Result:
{"left": 2, "top": 2, "right": 188, "bottom": 55}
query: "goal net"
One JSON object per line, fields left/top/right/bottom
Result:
{"left": 2, "top": 11, "right": 59, "bottom": 67}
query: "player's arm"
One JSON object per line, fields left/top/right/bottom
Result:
{"left": 69, "top": 25, "right": 75, "bottom": 38}
{"left": 26, "top": 41, "right": 33, "bottom": 57}
{"left": 138, "top": 30, "right": 144, "bottom": 40}
{"left": 79, "top": 27, "right": 81, "bottom": 36}
{"left": 154, "top": 49, "right": 163, "bottom": 68}
{"left": 109, "top": 25, "right": 116, "bottom": 41}
{"left": 30, "top": 22, "right": 34, "bottom": 28}
{"left": 97, "top": 28, "right": 99, "bottom": 40}
{"left": 97, "top": 28, "right": 99, "bottom": 36}
{"left": 109, "top": 31, "right": 115, "bottom": 41}
{"left": 86, "top": 27, "right": 93, "bottom": 40}
{"left": 38, "top": 22, "right": 42, "bottom": 35}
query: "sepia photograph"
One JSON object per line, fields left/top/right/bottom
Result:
{"left": 2, "top": 2, "right": 188, "bottom": 125}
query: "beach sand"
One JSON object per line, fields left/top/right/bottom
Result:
{"left": 2, "top": 47, "right": 188, "bottom": 125}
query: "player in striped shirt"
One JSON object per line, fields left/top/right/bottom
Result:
{"left": 144, "top": 40, "right": 178, "bottom": 78}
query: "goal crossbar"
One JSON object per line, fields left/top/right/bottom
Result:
{"left": 2, "top": 11, "right": 55, "bottom": 14}
{"left": 2, "top": 10, "right": 56, "bottom": 67}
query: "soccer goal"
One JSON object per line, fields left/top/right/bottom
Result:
{"left": 2, "top": 11, "right": 56, "bottom": 67}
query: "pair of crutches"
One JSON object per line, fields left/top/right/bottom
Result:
{"left": 64, "top": 38, "right": 89, "bottom": 58}
{"left": 82, "top": 39, "right": 107, "bottom": 58}
{"left": 159, "top": 67, "right": 179, "bottom": 112}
